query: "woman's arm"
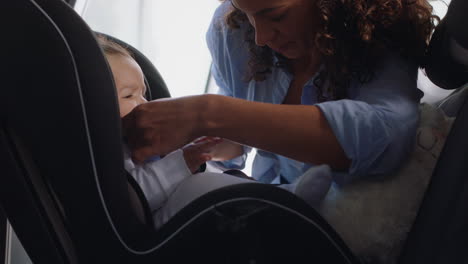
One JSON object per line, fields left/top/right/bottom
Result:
{"left": 123, "top": 94, "right": 350, "bottom": 170}
{"left": 200, "top": 94, "right": 350, "bottom": 169}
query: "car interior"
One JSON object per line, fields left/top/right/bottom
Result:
{"left": 0, "top": 0, "right": 467, "bottom": 263}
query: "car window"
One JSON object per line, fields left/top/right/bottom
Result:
{"left": 76, "top": 0, "right": 219, "bottom": 98}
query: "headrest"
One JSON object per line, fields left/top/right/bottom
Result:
{"left": 444, "top": 0, "right": 468, "bottom": 49}
{"left": 95, "top": 32, "right": 171, "bottom": 100}
{"left": 425, "top": 0, "right": 468, "bottom": 90}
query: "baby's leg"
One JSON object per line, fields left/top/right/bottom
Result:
{"left": 153, "top": 172, "right": 257, "bottom": 228}
{"left": 279, "top": 165, "right": 332, "bottom": 207}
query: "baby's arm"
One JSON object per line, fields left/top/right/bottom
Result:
{"left": 193, "top": 137, "right": 244, "bottom": 161}
{"left": 124, "top": 149, "right": 192, "bottom": 212}
{"left": 182, "top": 137, "right": 222, "bottom": 172}
{"left": 124, "top": 138, "right": 221, "bottom": 212}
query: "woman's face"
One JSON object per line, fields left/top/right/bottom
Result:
{"left": 232, "top": 0, "right": 319, "bottom": 59}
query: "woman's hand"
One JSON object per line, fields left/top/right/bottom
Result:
{"left": 122, "top": 96, "right": 207, "bottom": 163}
{"left": 182, "top": 137, "right": 222, "bottom": 173}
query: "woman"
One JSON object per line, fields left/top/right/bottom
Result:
{"left": 123, "top": 0, "right": 436, "bottom": 185}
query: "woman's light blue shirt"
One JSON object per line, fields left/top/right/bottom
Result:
{"left": 206, "top": 2, "right": 423, "bottom": 184}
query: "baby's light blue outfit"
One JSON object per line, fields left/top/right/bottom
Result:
{"left": 207, "top": 2, "right": 423, "bottom": 185}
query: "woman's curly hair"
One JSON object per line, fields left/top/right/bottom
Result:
{"left": 222, "top": 0, "right": 438, "bottom": 101}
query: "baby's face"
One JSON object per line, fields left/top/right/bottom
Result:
{"left": 106, "top": 54, "right": 147, "bottom": 117}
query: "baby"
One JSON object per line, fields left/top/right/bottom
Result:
{"left": 97, "top": 35, "right": 331, "bottom": 228}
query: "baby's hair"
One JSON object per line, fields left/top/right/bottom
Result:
{"left": 97, "top": 34, "right": 150, "bottom": 100}
{"left": 96, "top": 34, "right": 133, "bottom": 58}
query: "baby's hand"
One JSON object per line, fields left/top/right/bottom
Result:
{"left": 183, "top": 137, "right": 222, "bottom": 173}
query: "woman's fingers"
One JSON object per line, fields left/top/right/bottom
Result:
{"left": 122, "top": 96, "right": 210, "bottom": 163}
{"left": 122, "top": 105, "right": 157, "bottom": 163}
{"left": 122, "top": 107, "right": 149, "bottom": 149}
{"left": 121, "top": 109, "right": 136, "bottom": 142}
{"left": 131, "top": 146, "right": 157, "bottom": 164}
{"left": 122, "top": 114, "right": 154, "bottom": 163}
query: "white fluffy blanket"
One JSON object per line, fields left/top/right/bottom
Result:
{"left": 316, "top": 104, "right": 455, "bottom": 264}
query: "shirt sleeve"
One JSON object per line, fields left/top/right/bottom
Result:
{"left": 316, "top": 53, "right": 423, "bottom": 184}
{"left": 206, "top": 1, "right": 251, "bottom": 97}
{"left": 206, "top": 3, "right": 231, "bottom": 96}
{"left": 206, "top": 2, "right": 252, "bottom": 169}
{"left": 124, "top": 149, "right": 192, "bottom": 212}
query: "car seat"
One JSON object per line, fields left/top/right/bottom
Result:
{"left": 0, "top": 207, "right": 5, "bottom": 263}
{"left": 0, "top": 0, "right": 359, "bottom": 263}
{"left": 398, "top": 0, "right": 468, "bottom": 263}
